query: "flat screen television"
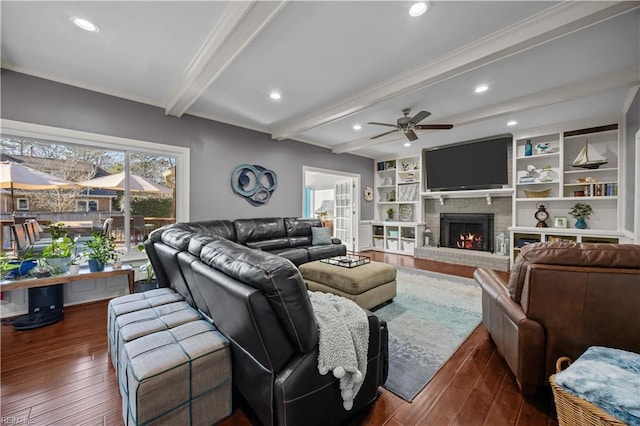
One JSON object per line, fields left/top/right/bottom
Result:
{"left": 423, "top": 135, "right": 510, "bottom": 191}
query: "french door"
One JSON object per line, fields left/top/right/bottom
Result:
{"left": 334, "top": 178, "right": 356, "bottom": 252}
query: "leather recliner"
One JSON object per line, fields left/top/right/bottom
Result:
{"left": 474, "top": 242, "right": 640, "bottom": 395}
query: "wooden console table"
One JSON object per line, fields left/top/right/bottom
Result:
{"left": 2, "top": 264, "right": 135, "bottom": 330}
{"left": 1, "top": 264, "right": 135, "bottom": 294}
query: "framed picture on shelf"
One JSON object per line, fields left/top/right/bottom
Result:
{"left": 554, "top": 216, "right": 568, "bottom": 228}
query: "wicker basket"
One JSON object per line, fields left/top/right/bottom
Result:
{"left": 523, "top": 188, "right": 552, "bottom": 198}
{"left": 549, "top": 357, "right": 626, "bottom": 426}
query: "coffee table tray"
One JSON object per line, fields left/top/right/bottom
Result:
{"left": 320, "top": 254, "right": 370, "bottom": 268}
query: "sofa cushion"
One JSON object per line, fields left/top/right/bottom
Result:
{"left": 234, "top": 218, "right": 290, "bottom": 251}
{"left": 508, "top": 242, "right": 640, "bottom": 303}
{"left": 269, "top": 247, "right": 309, "bottom": 266}
{"left": 160, "top": 228, "right": 195, "bottom": 251}
{"left": 199, "top": 238, "right": 318, "bottom": 353}
{"left": 307, "top": 244, "right": 347, "bottom": 261}
{"left": 188, "top": 234, "right": 218, "bottom": 257}
{"left": 285, "top": 217, "right": 321, "bottom": 247}
{"left": 173, "top": 220, "right": 236, "bottom": 241}
{"left": 311, "top": 227, "right": 332, "bottom": 245}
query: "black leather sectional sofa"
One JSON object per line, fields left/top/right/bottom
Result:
{"left": 144, "top": 217, "right": 389, "bottom": 426}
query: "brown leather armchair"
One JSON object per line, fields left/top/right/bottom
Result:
{"left": 474, "top": 242, "right": 640, "bottom": 395}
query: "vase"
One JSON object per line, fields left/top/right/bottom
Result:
{"left": 69, "top": 264, "right": 81, "bottom": 274}
{"left": 7, "top": 259, "right": 38, "bottom": 277}
{"left": 575, "top": 217, "right": 587, "bottom": 229}
{"left": 88, "top": 259, "right": 105, "bottom": 272}
{"left": 43, "top": 256, "right": 71, "bottom": 274}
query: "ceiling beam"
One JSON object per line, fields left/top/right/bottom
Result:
{"left": 271, "top": 1, "right": 638, "bottom": 141}
{"left": 164, "top": 1, "right": 287, "bottom": 117}
{"left": 331, "top": 68, "right": 640, "bottom": 154}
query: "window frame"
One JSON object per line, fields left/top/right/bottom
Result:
{"left": 1, "top": 119, "right": 190, "bottom": 258}
{"left": 16, "top": 198, "right": 29, "bottom": 210}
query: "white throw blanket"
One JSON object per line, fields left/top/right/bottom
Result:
{"left": 308, "top": 291, "right": 369, "bottom": 410}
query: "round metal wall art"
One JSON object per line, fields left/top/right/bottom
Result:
{"left": 231, "top": 164, "right": 278, "bottom": 206}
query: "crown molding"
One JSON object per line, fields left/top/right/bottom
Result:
{"left": 164, "top": 1, "right": 287, "bottom": 117}
{"left": 0, "top": 64, "right": 162, "bottom": 108}
{"left": 272, "top": 1, "right": 639, "bottom": 142}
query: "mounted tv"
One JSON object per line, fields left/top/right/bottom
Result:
{"left": 423, "top": 135, "right": 511, "bottom": 191}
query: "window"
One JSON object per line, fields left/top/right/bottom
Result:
{"left": 1, "top": 119, "right": 190, "bottom": 258}
{"left": 16, "top": 198, "right": 29, "bottom": 210}
{"left": 76, "top": 200, "right": 98, "bottom": 212}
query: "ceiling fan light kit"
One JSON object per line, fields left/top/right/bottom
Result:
{"left": 368, "top": 108, "right": 453, "bottom": 142}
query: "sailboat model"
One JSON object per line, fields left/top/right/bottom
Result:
{"left": 571, "top": 139, "right": 608, "bottom": 169}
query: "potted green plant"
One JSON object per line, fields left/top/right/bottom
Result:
{"left": 568, "top": 202, "right": 593, "bottom": 229}
{"left": 137, "top": 243, "right": 156, "bottom": 287}
{"left": 386, "top": 207, "right": 395, "bottom": 221}
{"left": 83, "top": 231, "right": 118, "bottom": 272}
{"left": 41, "top": 236, "right": 75, "bottom": 274}
{"left": 0, "top": 255, "right": 20, "bottom": 278}
{"left": 1, "top": 247, "right": 39, "bottom": 278}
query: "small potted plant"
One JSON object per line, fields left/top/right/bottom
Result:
{"left": 41, "top": 235, "right": 75, "bottom": 274}
{"left": 0, "top": 255, "right": 20, "bottom": 279}
{"left": 386, "top": 207, "right": 395, "bottom": 221}
{"left": 83, "top": 231, "right": 118, "bottom": 272}
{"left": 136, "top": 244, "right": 156, "bottom": 288}
{"left": 568, "top": 202, "right": 593, "bottom": 229}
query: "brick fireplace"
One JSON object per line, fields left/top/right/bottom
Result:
{"left": 414, "top": 197, "right": 511, "bottom": 271}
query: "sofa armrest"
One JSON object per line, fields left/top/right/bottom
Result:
{"left": 331, "top": 238, "right": 342, "bottom": 244}
{"left": 273, "top": 310, "right": 387, "bottom": 425}
{"left": 474, "top": 267, "right": 508, "bottom": 300}
{"left": 474, "top": 268, "right": 545, "bottom": 394}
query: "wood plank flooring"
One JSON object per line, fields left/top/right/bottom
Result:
{"left": 1, "top": 252, "right": 557, "bottom": 425}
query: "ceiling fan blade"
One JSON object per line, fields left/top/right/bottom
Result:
{"left": 368, "top": 122, "right": 397, "bottom": 128}
{"left": 410, "top": 110, "right": 431, "bottom": 124}
{"left": 405, "top": 130, "right": 418, "bottom": 141}
{"left": 415, "top": 124, "right": 454, "bottom": 130}
{"left": 370, "top": 129, "right": 399, "bottom": 139}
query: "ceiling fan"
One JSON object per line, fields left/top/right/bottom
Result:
{"left": 368, "top": 108, "right": 453, "bottom": 141}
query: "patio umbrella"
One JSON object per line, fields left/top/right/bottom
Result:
{"left": 77, "top": 171, "right": 171, "bottom": 194}
{"left": 0, "top": 161, "right": 79, "bottom": 210}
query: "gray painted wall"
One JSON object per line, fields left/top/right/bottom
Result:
{"left": 0, "top": 70, "right": 375, "bottom": 220}
{"left": 624, "top": 89, "right": 639, "bottom": 233}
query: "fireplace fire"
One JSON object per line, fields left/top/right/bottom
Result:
{"left": 456, "top": 232, "right": 482, "bottom": 250}
{"left": 440, "top": 213, "right": 494, "bottom": 252}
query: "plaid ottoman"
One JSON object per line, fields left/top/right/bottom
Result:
{"left": 121, "top": 320, "right": 232, "bottom": 425}
{"left": 107, "top": 288, "right": 184, "bottom": 367}
{"left": 114, "top": 301, "right": 202, "bottom": 387}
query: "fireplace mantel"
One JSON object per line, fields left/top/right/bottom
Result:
{"left": 421, "top": 188, "right": 513, "bottom": 205}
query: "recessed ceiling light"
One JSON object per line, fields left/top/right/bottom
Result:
{"left": 353, "top": 124, "right": 362, "bottom": 131}
{"left": 507, "top": 120, "right": 518, "bottom": 126}
{"left": 269, "top": 92, "right": 282, "bottom": 100}
{"left": 409, "top": 2, "right": 428, "bottom": 17}
{"left": 70, "top": 16, "right": 99, "bottom": 32}
{"left": 475, "top": 85, "right": 489, "bottom": 94}
{"left": 404, "top": 142, "right": 411, "bottom": 147}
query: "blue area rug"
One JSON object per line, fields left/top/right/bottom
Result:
{"left": 372, "top": 267, "right": 482, "bottom": 402}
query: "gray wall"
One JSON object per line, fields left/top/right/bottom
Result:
{"left": 624, "top": 89, "right": 639, "bottom": 234}
{"left": 0, "top": 70, "right": 374, "bottom": 220}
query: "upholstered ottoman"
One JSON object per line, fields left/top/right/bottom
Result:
{"left": 121, "top": 320, "right": 232, "bottom": 426}
{"left": 299, "top": 260, "right": 397, "bottom": 309}
{"left": 107, "top": 288, "right": 183, "bottom": 366}
{"left": 112, "top": 301, "right": 202, "bottom": 382}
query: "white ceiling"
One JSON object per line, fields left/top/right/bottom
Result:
{"left": 2, "top": 1, "right": 638, "bottom": 158}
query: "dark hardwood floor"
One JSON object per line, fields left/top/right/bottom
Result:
{"left": 1, "top": 252, "right": 557, "bottom": 425}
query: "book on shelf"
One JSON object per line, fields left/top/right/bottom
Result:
{"left": 547, "top": 236, "right": 576, "bottom": 243}
{"left": 582, "top": 183, "right": 617, "bottom": 197}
